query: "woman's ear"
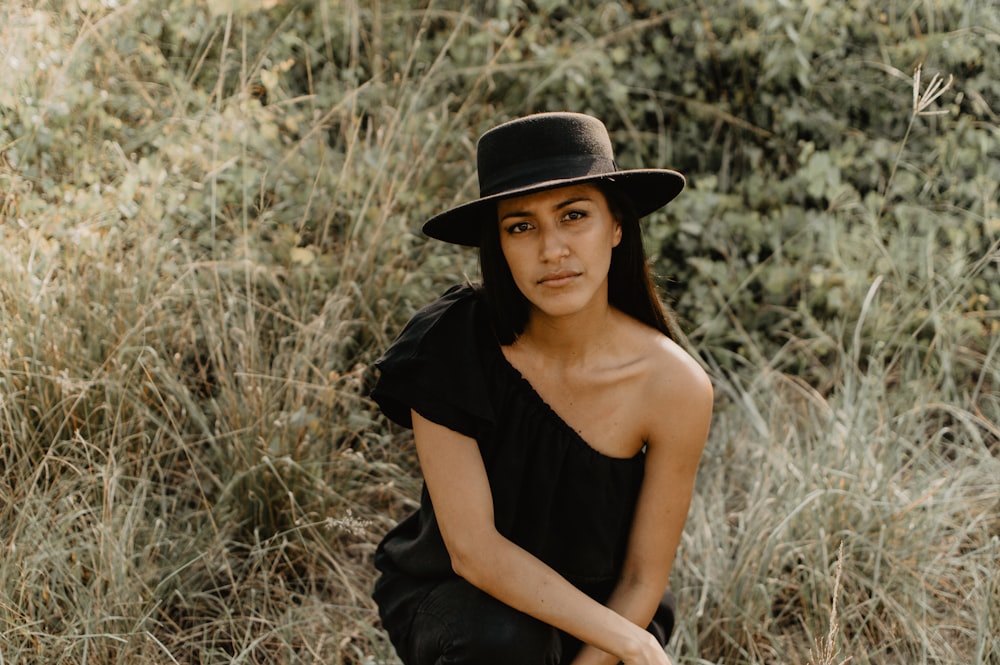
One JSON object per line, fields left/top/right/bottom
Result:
{"left": 612, "top": 219, "right": 623, "bottom": 248}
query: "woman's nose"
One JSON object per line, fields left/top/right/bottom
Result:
{"left": 538, "top": 226, "right": 569, "bottom": 261}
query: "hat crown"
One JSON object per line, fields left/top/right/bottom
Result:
{"left": 476, "top": 113, "right": 618, "bottom": 198}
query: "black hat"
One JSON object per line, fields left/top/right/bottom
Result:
{"left": 422, "top": 112, "right": 685, "bottom": 246}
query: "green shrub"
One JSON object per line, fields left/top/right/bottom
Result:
{"left": 1, "top": 1, "right": 997, "bottom": 663}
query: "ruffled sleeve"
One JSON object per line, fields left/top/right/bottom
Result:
{"left": 370, "top": 284, "right": 496, "bottom": 438}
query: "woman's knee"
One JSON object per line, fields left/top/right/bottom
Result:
{"left": 408, "top": 579, "right": 561, "bottom": 665}
{"left": 451, "top": 607, "right": 559, "bottom": 665}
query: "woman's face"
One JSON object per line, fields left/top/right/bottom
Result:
{"left": 496, "top": 183, "right": 622, "bottom": 320}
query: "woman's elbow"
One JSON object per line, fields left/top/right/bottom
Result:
{"left": 446, "top": 533, "right": 499, "bottom": 586}
{"left": 449, "top": 550, "right": 475, "bottom": 581}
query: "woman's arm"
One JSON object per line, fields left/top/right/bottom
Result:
{"left": 570, "top": 347, "right": 714, "bottom": 665}
{"left": 412, "top": 410, "right": 670, "bottom": 665}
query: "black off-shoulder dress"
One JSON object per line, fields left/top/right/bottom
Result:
{"left": 370, "top": 284, "right": 673, "bottom": 658}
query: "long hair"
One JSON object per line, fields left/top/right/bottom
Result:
{"left": 479, "top": 180, "right": 678, "bottom": 345}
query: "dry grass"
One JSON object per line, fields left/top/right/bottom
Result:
{"left": 2, "top": 2, "right": 998, "bottom": 664}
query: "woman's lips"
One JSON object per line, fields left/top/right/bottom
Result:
{"left": 538, "top": 270, "right": 580, "bottom": 287}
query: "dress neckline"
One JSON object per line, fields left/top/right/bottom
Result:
{"left": 488, "top": 337, "right": 644, "bottom": 463}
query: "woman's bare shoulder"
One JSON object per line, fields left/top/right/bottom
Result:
{"left": 652, "top": 334, "right": 712, "bottom": 398}
{"left": 614, "top": 313, "right": 711, "bottom": 397}
{"left": 628, "top": 323, "right": 714, "bottom": 448}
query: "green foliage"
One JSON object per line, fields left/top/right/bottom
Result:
{"left": 1, "top": 0, "right": 998, "bottom": 663}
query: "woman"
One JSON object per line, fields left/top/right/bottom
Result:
{"left": 371, "top": 112, "right": 713, "bottom": 665}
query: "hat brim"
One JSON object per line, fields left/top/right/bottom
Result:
{"left": 421, "top": 169, "right": 686, "bottom": 247}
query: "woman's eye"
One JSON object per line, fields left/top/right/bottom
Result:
{"left": 564, "top": 210, "right": 586, "bottom": 222}
{"left": 506, "top": 221, "right": 532, "bottom": 234}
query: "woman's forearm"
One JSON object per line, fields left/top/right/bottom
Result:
{"left": 451, "top": 531, "right": 660, "bottom": 664}
{"left": 567, "top": 575, "right": 670, "bottom": 665}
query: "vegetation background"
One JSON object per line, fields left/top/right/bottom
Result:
{"left": 1, "top": 0, "right": 998, "bottom": 663}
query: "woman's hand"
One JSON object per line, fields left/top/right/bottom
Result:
{"left": 619, "top": 629, "right": 673, "bottom": 665}
{"left": 568, "top": 628, "right": 672, "bottom": 665}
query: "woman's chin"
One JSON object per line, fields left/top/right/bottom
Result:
{"left": 527, "top": 290, "right": 601, "bottom": 320}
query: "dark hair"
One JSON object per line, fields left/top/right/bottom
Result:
{"left": 479, "top": 180, "right": 678, "bottom": 345}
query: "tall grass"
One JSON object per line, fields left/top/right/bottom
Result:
{"left": 677, "top": 316, "right": 999, "bottom": 663}
{"left": 1, "top": 2, "right": 997, "bottom": 664}
{"left": 670, "top": 66, "right": 1000, "bottom": 663}
{"left": 1, "top": 2, "right": 492, "bottom": 662}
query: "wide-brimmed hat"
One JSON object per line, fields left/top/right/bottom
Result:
{"left": 422, "top": 112, "right": 685, "bottom": 246}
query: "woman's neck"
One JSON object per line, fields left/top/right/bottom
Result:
{"left": 517, "top": 301, "right": 620, "bottom": 367}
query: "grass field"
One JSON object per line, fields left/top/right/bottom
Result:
{"left": 1, "top": 2, "right": 998, "bottom": 663}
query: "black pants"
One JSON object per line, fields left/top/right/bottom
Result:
{"left": 394, "top": 577, "right": 675, "bottom": 665}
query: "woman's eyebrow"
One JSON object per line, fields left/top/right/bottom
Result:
{"left": 554, "top": 196, "right": 592, "bottom": 209}
{"left": 499, "top": 209, "right": 531, "bottom": 223}
{"left": 499, "top": 196, "right": 593, "bottom": 223}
